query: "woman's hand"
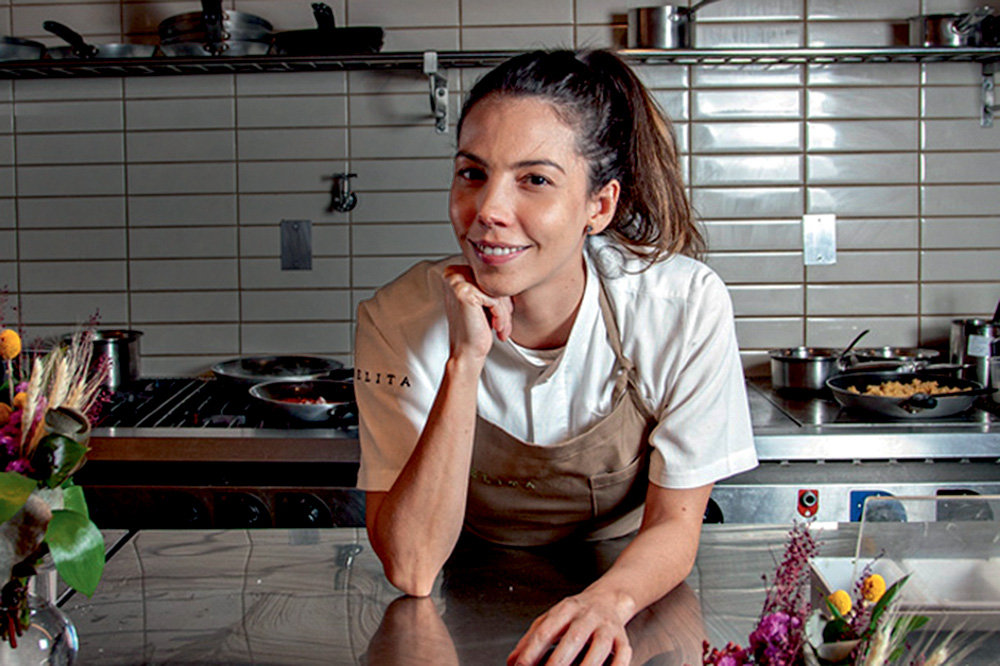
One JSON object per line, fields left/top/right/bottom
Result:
{"left": 506, "top": 589, "right": 632, "bottom": 666}
{"left": 442, "top": 265, "right": 513, "bottom": 360}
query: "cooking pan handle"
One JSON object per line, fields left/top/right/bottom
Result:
{"left": 200, "top": 0, "right": 229, "bottom": 53}
{"left": 312, "top": 3, "right": 337, "bottom": 31}
{"left": 43, "top": 20, "right": 98, "bottom": 58}
{"left": 954, "top": 6, "right": 993, "bottom": 34}
{"left": 900, "top": 393, "right": 937, "bottom": 413}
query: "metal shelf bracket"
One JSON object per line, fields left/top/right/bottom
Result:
{"left": 423, "top": 51, "right": 449, "bottom": 134}
{"left": 983, "top": 62, "right": 997, "bottom": 128}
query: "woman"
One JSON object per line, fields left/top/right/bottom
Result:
{"left": 355, "top": 49, "right": 757, "bottom": 666}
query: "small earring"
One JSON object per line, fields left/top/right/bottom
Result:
{"left": 585, "top": 225, "right": 594, "bottom": 235}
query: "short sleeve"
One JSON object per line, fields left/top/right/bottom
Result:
{"left": 644, "top": 266, "right": 758, "bottom": 488}
{"left": 355, "top": 262, "right": 450, "bottom": 491}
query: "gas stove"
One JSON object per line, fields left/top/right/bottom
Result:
{"left": 94, "top": 377, "right": 358, "bottom": 430}
{"left": 78, "top": 377, "right": 364, "bottom": 530}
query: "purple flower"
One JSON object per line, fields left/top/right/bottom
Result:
{"left": 5, "top": 458, "right": 28, "bottom": 473}
{"left": 749, "top": 612, "right": 803, "bottom": 665}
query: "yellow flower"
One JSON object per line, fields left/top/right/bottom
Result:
{"left": 828, "top": 589, "right": 852, "bottom": 616}
{"left": 12, "top": 391, "right": 27, "bottom": 410}
{"left": 862, "top": 574, "right": 886, "bottom": 602}
{"left": 0, "top": 328, "right": 20, "bottom": 361}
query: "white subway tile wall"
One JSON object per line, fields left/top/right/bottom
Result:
{"left": 0, "top": 0, "right": 998, "bottom": 376}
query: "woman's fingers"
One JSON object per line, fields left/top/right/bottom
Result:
{"left": 507, "top": 596, "right": 631, "bottom": 666}
{"left": 442, "top": 265, "right": 514, "bottom": 345}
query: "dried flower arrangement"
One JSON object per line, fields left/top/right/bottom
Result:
{"left": 0, "top": 326, "right": 108, "bottom": 649}
{"left": 698, "top": 522, "right": 982, "bottom": 666}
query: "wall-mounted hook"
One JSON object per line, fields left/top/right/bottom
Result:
{"left": 423, "top": 51, "right": 449, "bottom": 134}
{"left": 983, "top": 62, "right": 997, "bottom": 128}
{"left": 326, "top": 172, "right": 358, "bottom": 213}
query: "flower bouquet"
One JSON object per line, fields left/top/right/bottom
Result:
{"left": 698, "top": 522, "right": 981, "bottom": 666}
{"left": 0, "top": 327, "right": 108, "bottom": 650}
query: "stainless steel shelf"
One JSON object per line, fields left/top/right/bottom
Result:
{"left": 2, "top": 47, "right": 999, "bottom": 79}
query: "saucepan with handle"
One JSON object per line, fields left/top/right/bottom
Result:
{"left": 627, "top": 0, "right": 726, "bottom": 49}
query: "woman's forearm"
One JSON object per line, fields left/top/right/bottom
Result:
{"left": 367, "top": 355, "right": 484, "bottom": 596}
{"left": 583, "top": 484, "right": 712, "bottom": 623}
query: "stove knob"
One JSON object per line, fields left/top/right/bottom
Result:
{"left": 215, "top": 492, "right": 273, "bottom": 528}
{"left": 275, "top": 492, "right": 333, "bottom": 528}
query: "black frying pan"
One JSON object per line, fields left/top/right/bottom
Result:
{"left": 826, "top": 372, "right": 994, "bottom": 419}
{"left": 270, "top": 3, "right": 383, "bottom": 56}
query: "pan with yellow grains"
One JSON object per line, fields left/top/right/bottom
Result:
{"left": 825, "top": 372, "right": 994, "bottom": 419}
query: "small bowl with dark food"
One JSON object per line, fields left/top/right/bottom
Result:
{"left": 250, "top": 379, "right": 356, "bottom": 425}
{"left": 826, "top": 372, "right": 994, "bottom": 419}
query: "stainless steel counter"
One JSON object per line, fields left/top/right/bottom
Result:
{"left": 57, "top": 524, "right": 998, "bottom": 665}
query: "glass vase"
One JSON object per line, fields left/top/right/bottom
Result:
{"left": 0, "top": 571, "right": 79, "bottom": 665}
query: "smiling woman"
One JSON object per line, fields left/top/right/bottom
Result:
{"left": 354, "top": 49, "right": 758, "bottom": 666}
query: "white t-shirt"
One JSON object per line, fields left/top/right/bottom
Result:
{"left": 355, "top": 238, "right": 758, "bottom": 492}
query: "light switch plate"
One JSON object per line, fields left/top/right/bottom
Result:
{"left": 802, "top": 214, "right": 836, "bottom": 266}
{"left": 281, "top": 219, "right": 312, "bottom": 270}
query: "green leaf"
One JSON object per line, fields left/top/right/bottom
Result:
{"left": 43, "top": 509, "right": 104, "bottom": 597}
{"left": 61, "top": 484, "right": 89, "bottom": 519}
{"left": 30, "top": 434, "right": 89, "bottom": 488}
{"left": 0, "top": 471, "right": 38, "bottom": 522}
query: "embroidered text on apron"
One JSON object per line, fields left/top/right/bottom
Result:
{"left": 465, "top": 279, "right": 657, "bottom": 547}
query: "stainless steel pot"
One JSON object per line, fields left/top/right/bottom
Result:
{"left": 91, "top": 329, "right": 143, "bottom": 391}
{"left": 909, "top": 8, "right": 993, "bottom": 47}
{"left": 43, "top": 21, "right": 157, "bottom": 59}
{"left": 159, "top": 0, "right": 273, "bottom": 57}
{"left": 249, "top": 379, "right": 355, "bottom": 423}
{"left": 627, "top": 0, "right": 725, "bottom": 49}
{"left": 768, "top": 329, "right": 869, "bottom": 391}
{"left": 950, "top": 318, "right": 1000, "bottom": 387}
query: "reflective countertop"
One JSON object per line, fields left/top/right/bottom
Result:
{"left": 57, "top": 524, "right": 1000, "bottom": 665}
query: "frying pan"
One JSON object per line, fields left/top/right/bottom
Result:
{"left": 211, "top": 355, "right": 343, "bottom": 387}
{"left": 43, "top": 21, "right": 157, "bottom": 60}
{"left": 0, "top": 35, "right": 45, "bottom": 62}
{"left": 270, "top": 3, "right": 384, "bottom": 56}
{"left": 826, "top": 372, "right": 994, "bottom": 419}
{"left": 159, "top": 0, "right": 273, "bottom": 57}
{"left": 249, "top": 379, "right": 355, "bottom": 424}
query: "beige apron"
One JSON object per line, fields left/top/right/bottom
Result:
{"left": 465, "top": 280, "right": 657, "bottom": 547}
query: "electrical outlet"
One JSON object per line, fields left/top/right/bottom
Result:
{"left": 802, "top": 214, "right": 836, "bottom": 266}
{"left": 281, "top": 219, "right": 312, "bottom": 271}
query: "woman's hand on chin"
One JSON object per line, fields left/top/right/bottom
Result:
{"left": 443, "top": 265, "right": 513, "bottom": 360}
{"left": 506, "top": 590, "right": 632, "bottom": 666}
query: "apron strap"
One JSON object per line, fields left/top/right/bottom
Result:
{"left": 596, "top": 277, "right": 656, "bottom": 423}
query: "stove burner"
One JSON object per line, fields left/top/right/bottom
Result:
{"left": 93, "top": 377, "right": 357, "bottom": 430}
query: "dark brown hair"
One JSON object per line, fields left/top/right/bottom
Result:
{"left": 456, "top": 49, "right": 704, "bottom": 263}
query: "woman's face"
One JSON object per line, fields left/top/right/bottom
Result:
{"left": 449, "top": 95, "right": 618, "bottom": 302}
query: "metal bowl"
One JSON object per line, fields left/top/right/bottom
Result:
{"left": 249, "top": 379, "right": 355, "bottom": 423}
{"left": 211, "top": 355, "right": 342, "bottom": 387}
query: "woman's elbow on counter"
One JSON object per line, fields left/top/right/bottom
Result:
{"left": 383, "top": 560, "right": 438, "bottom": 598}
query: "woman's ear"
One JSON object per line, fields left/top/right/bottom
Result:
{"left": 587, "top": 179, "right": 620, "bottom": 235}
